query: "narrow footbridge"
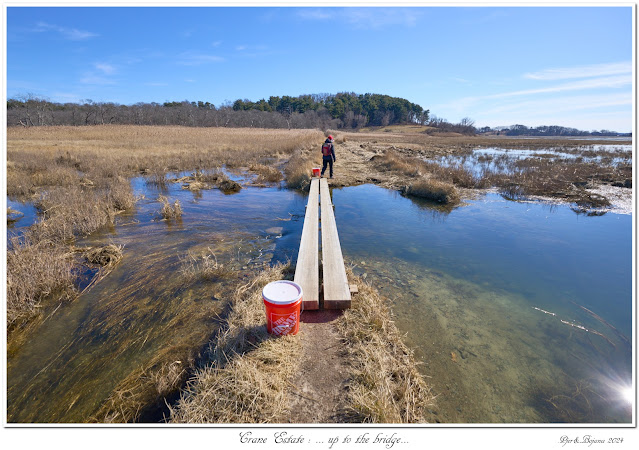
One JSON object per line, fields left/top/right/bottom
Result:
{"left": 294, "top": 178, "right": 352, "bottom": 310}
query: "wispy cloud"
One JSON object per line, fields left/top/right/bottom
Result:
{"left": 177, "top": 51, "right": 224, "bottom": 66}
{"left": 486, "top": 75, "right": 631, "bottom": 99}
{"left": 95, "top": 63, "right": 116, "bottom": 75}
{"left": 298, "top": 7, "right": 421, "bottom": 29}
{"left": 482, "top": 93, "right": 632, "bottom": 117}
{"left": 34, "top": 21, "right": 98, "bottom": 40}
{"left": 524, "top": 61, "right": 631, "bottom": 81}
{"left": 145, "top": 82, "right": 168, "bottom": 87}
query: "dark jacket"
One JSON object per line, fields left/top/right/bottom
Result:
{"left": 322, "top": 139, "right": 336, "bottom": 161}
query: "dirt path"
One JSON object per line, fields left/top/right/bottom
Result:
{"left": 325, "top": 139, "right": 400, "bottom": 189}
{"left": 283, "top": 310, "right": 351, "bottom": 423}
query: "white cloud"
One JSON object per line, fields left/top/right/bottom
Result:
{"left": 524, "top": 61, "right": 631, "bottom": 81}
{"left": 487, "top": 75, "right": 631, "bottom": 99}
{"left": 34, "top": 21, "right": 98, "bottom": 41}
{"left": 95, "top": 63, "right": 116, "bottom": 75}
{"left": 482, "top": 93, "right": 632, "bottom": 116}
{"left": 145, "top": 82, "right": 168, "bottom": 87}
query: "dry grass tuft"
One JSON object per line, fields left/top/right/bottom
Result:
{"left": 336, "top": 270, "right": 435, "bottom": 423}
{"left": 285, "top": 150, "right": 319, "bottom": 190}
{"left": 158, "top": 195, "right": 183, "bottom": 220}
{"left": 250, "top": 164, "right": 283, "bottom": 183}
{"left": 170, "top": 263, "right": 302, "bottom": 423}
{"left": 402, "top": 178, "right": 460, "bottom": 205}
{"left": 216, "top": 173, "right": 242, "bottom": 194}
{"left": 6, "top": 236, "right": 76, "bottom": 330}
{"left": 7, "top": 207, "right": 24, "bottom": 223}
{"left": 85, "top": 244, "right": 124, "bottom": 267}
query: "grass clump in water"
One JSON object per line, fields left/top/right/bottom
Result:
{"left": 7, "top": 207, "right": 24, "bottom": 224}
{"left": 85, "top": 244, "right": 124, "bottom": 267}
{"left": 158, "top": 195, "right": 183, "bottom": 220}
{"left": 169, "top": 263, "right": 301, "bottom": 423}
{"left": 402, "top": 178, "right": 460, "bottom": 205}
{"left": 336, "top": 270, "right": 436, "bottom": 423}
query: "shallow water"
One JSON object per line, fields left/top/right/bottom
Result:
{"left": 6, "top": 175, "right": 632, "bottom": 423}
{"left": 6, "top": 198, "right": 38, "bottom": 239}
{"left": 6, "top": 176, "right": 307, "bottom": 423}
{"left": 335, "top": 185, "right": 632, "bottom": 423}
{"left": 437, "top": 145, "right": 632, "bottom": 177}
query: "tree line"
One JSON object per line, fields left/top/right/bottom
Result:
{"left": 478, "top": 124, "right": 630, "bottom": 137}
{"left": 6, "top": 92, "right": 429, "bottom": 130}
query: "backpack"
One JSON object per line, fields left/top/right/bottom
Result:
{"left": 321, "top": 142, "right": 332, "bottom": 156}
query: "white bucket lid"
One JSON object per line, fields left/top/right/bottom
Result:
{"left": 262, "top": 280, "right": 303, "bottom": 305}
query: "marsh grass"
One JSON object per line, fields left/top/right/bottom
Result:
{"left": 6, "top": 126, "right": 322, "bottom": 341}
{"left": 169, "top": 264, "right": 434, "bottom": 424}
{"left": 375, "top": 151, "right": 464, "bottom": 205}
{"left": 157, "top": 195, "right": 183, "bottom": 220}
{"left": 250, "top": 163, "right": 284, "bottom": 183}
{"left": 285, "top": 149, "right": 321, "bottom": 190}
{"left": 169, "top": 263, "right": 300, "bottom": 423}
{"left": 335, "top": 270, "right": 435, "bottom": 423}
{"left": 6, "top": 235, "right": 76, "bottom": 330}
{"left": 7, "top": 207, "right": 24, "bottom": 223}
{"left": 85, "top": 244, "right": 124, "bottom": 267}
{"left": 402, "top": 178, "right": 460, "bottom": 204}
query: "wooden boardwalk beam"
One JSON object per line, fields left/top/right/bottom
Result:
{"left": 294, "top": 178, "right": 320, "bottom": 310}
{"left": 319, "top": 178, "right": 351, "bottom": 309}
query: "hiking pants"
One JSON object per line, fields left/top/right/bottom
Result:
{"left": 321, "top": 156, "right": 334, "bottom": 177}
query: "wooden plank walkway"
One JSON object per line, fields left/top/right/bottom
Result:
{"left": 319, "top": 178, "right": 351, "bottom": 309}
{"left": 294, "top": 178, "right": 320, "bottom": 310}
{"left": 293, "top": 177, "right": 351, "bottom": 310}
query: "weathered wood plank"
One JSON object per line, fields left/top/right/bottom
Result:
{"left": 319, "top": 178, "right": 351, "bottom": 309}
{"left": 294, "top": 178, "right": 320, "bottom": 310}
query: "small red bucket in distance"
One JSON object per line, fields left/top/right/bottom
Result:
{"left": 262, "top": 281, "right": 303, "bottom": 336}
{"left": 312, "top": 167, "right": 320, "bottom": 177}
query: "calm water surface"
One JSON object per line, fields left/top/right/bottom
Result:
{"left": 335, "top": 185, "right": 632, "bottom": 423}
{"left": 6, "top": 176, "right": 632, "bottom": 423}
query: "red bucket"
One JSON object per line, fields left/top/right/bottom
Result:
{"left": 262, "top": 281, "right": 303, "bottom": 336}
{"left": 312, "top": 167, "right": 321, "bottom": 177}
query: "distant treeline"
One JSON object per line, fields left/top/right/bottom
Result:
{"left": 6, "top": 92, "right": 429, "bottom": 130}
{"left": 478, "top": 124, "right": 630, "bottom": 137}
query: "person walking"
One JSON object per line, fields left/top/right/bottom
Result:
{"left": 321, "top": 135, "right": 336, "bottom": 178}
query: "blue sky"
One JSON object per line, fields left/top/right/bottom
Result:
{"left": 5, "top": 5, "right": 634, "bottom": 132}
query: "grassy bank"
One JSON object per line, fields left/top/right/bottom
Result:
{"left": 169, "top": 265, "right": 434, "bottom": 424}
